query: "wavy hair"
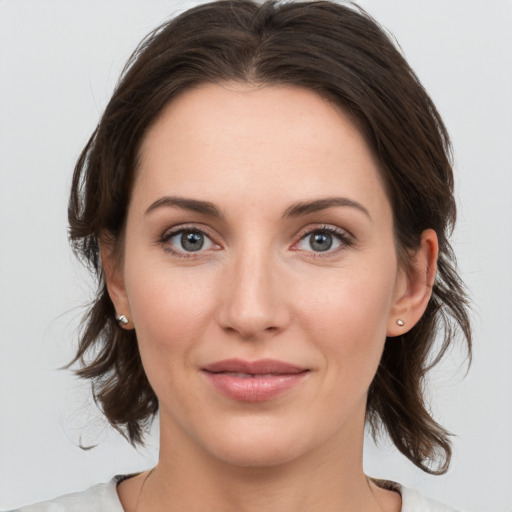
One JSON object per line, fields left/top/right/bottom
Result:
{"left": 68, "top": 0, "right": 471, "bottom": 474}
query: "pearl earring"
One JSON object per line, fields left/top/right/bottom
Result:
{"left": 396, "top": 319, "right": 405, "bottom": 327}
{"left": 116, "top": 314, "right": 129, "bottom": 325}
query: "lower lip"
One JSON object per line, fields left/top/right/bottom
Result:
{"left": 202, "top": 371, "right": 308, "bottom": 402}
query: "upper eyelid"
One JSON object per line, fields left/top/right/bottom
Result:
{"left": 294, "top": 224, "right": 353, "bottom": 241}
{"left": 158, "top": 223, "right": 353, "bottom": 249}
{"left": 160, "top": 225, "right": 218, "bottom": 247}
{"left": 161, "top": 224, "right": 215, "bottom": 239}
{"left": 291, "top": 225, "right": 354, "bottom": 252}
{"left": 159, "top": 226, "right": 219, "bottom": 257}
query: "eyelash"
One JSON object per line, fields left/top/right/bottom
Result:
{"left": 293, "top": 225, "right": 354, "bottom": 257}
{"left": 158, "top": 224, "right": 354, "bottom": 258}
{"left": 159, "top": 225, "right": 217, "bottom": 258}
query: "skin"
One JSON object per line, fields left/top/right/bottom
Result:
{"left": 104, "top": 83, "right": 438, "bottom": 512}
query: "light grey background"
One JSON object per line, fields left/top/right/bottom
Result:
{"left": 1, "top": 1, "right": 511, "bottom": 510}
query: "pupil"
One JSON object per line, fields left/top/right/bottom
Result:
{"left": 310, "top": 232, "right": 332, "bottom": 252}
{"left": 181, "top": 232, "right": 204, "bottom": 251}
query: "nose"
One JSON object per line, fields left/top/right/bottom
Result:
{"left": 216, "top": 248, "right": 290, "bottom": 340}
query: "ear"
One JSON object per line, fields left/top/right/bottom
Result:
{"left": 100, "top": 237, "right": 133, "bottom": 329}
{"left": 386, "top": 229, "right": 438, "bottom": 337}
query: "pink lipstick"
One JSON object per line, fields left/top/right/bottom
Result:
{"left": 201, "top": 359, "right": 309, "bottom": 402}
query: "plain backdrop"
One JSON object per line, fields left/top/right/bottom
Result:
{"left": 1, "top": 0, "right": 511, "bottom": 510}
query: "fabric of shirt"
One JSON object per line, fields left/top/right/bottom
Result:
{"left": 9, "top": 476, "right": 463, "bottom": 512}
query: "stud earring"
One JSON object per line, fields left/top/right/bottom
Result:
{"left": 116, "top": 314, "right": 129, "bottom": 326}
{"left": 396, "top": 319, "right": 405, "bottom": 327}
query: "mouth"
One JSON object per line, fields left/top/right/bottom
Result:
{"left": 201, "top": 359, "right": 309, "bottom": 402}
{"left": 202, "top": 358, "right": 307, "bottom": 375}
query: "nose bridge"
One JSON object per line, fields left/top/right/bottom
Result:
{"left": 217, "top": 238, "right": 288, "bottom": 338}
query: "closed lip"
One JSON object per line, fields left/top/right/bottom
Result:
{"left": 201, "top": 358, "right": 308, "bottom": 375}
{"left": 201, "top": 358, "right": 309, "bottom": 402}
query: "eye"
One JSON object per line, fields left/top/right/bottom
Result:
{"left": 295, "top": 227, "right": 352, "bottom": 254}
{"left": 161, "top": 228, "right": 217, "bottom": 255}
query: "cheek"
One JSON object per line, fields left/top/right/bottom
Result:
{"left": 123, "top": 254, "right": 217, "bottom": 365}
{"left": 294, "top": 261, "right": 398, "bottom": 386}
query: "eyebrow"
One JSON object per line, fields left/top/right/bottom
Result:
{"left": 145, "top": 196, "right": 223, "bottom": 217}
{"left": 283, "top": 197, "right": 371, "bottom": 219}
{"left": 144, "top": 195, "right": 370, "bottom": 220}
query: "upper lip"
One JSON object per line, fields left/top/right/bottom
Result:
{"left": 202, "top": 358, "right": 307, "bottom": 375}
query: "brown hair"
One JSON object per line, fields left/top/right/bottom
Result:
{"left": 68, "top": 0, "right": 471, "bottom": 474}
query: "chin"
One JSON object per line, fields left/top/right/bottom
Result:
{"left": 196, "top": 415, "right": 320, "bottom": 469}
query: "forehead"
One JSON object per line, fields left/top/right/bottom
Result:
{"left": 134, "top": 83, "right": 390, "bottom": 219}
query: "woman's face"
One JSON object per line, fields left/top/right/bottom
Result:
{"left": 106, "top": 83, "right": 427, "bottom": 467}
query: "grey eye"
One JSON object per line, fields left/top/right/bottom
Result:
{"left": 167, "top": 230, "right": 214, "bottom": 253}
{"left": 308, "top": 232, "right": 333, "bottom": 252}
{"left": 296, "top": 229, "right": 345, "bottom": 253}
{"left": 180, "top": 231, "right": 204, "bottom": 251}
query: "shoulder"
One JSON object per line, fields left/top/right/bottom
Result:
{"left": 8, "top": 476, "right": 465, "bottom": 512}
{"left": 7, "top": 477, "right": 124, "bottom": 512}
{"left": 400, "top": 485, "right": 463, "bottom": 512}
{"left": 374, "top": 479, "right": 464, "bottom": 512}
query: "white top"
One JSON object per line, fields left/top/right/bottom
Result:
{"left": 10, "top": 477, "right": 462, "bottom": 512}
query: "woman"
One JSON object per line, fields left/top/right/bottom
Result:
{"left": 12, "top": 1, "right": 472, "bottom": 510}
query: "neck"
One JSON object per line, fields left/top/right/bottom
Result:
{"left": 130, "top": 413, "right": 399, "bottom": 512}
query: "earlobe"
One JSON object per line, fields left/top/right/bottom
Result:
{"left": 387, "top": 229, "right": 438, "bottom": 337}
{"left": 100, "top": 237, "right": 133, "bottom": 329}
